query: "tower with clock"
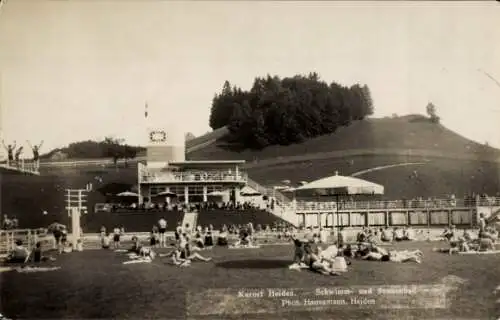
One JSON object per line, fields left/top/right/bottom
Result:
{"left": 142, "top": 103, "right": 185, "bottom": 168}
{"left": 146, "top": 125, "right": 185, "bottom": 168}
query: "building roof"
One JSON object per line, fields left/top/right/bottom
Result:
{"left": 294, "top": 172, "right": 384, "bottom": 195}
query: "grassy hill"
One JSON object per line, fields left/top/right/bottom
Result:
{"left": 2, "top": 115, "right": 500, "bottom": 229}
{"left": 188, "top": 115, "right": 500, "bottom": 162}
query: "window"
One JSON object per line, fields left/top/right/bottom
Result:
{"left": 207, "top": 185, "right": 223, "bottom": 193}
{"left": 150, "top": 186, "right": 166, "bottom": 195}
{"left": 168, "top": 186, "right": 185, "bottom": 196}
{"left": 188, "top": 186, "right": 204, "bottom": 195}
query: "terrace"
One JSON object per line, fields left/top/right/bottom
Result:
{"left": 138, "top": 162, "right": 248, "bottom": 184}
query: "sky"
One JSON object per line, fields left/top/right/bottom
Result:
{"left": 0, "top": 1, "right": 499, "bottom": 153}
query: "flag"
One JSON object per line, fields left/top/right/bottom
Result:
{"left": 144, "top": 102, "right": 148, "bottom": 118}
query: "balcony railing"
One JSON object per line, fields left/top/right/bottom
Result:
{"left": 140, "top": 170, "right": 248, "bottom": 183}
{"left": 293, "top": 197, "right": 500, "bottom": 212}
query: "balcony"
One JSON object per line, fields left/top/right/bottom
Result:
{"left": 140, "top": 170, "right": 248, "bottom": 184}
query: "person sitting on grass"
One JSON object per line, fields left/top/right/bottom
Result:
{"left": 204, "top": 227, "right": 214, "bottom": 248}
{"left": 5, "top": 240, "right": 30, "bottom": 263}
{"left": 356, "top": 228, "right": 367, "bottom": 243}
{"left": 169, "top": 241, "right": 212, "bottom": 266}
{"left": 475, "top": 227, "right": 497, "bottom": 251}
{"left": 31, "top": 242, "right": 56, "bottom": 262}
{"left": 442, "top": 226, "right": 457, "bottom": 242}
{"left": 393, "top": 227, "right": 404, "bottom": 241}
{"left": 288, "top": 234, "right": 308, "bottom": 270}
{"left": 129, "top": 236, "right": 141, "bottom": 254}
{"left": 463, "top": 229, "right": 473, "bottom": 242}
{"left": 403, "top": 226, "right": 415, "bottom": 241}
{"left": 434, "top": 227, "right": 495, "bottom": 254}
{"left": 365, "top": 229, "right": 379, "bottom": 245}
{"left": 231, "top": 230, "right": 254, "bottom": 248}
{"left": 101, "top": 233, "right": 111, "bottom": 249}
{"left": 138, "top": 246, "right": 156, "bottom": 260}
{"left": 175, "top": 222, "right": 182, "bottom": 242}
{"left": 381, "top": 227, "right": 392, "bottom": 242}
{"left": 217, "top": 228, "right": 228, "bottom": 246}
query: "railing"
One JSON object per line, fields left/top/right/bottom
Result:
{"left": 141, "top": 170, "right": 248, "bottom": 183}
{"left": 246, "top": 177, "right": 291, "bottom": 204}
{"left": 293, "top": 197, "right": 500, "bottom": 212}
{"left": 296, "top": 201, "right": 338, "bottom": 212}
{"left": 0, "top": 158, "right": 40, "bottom": 174}
{"left": 0, "top": 229, "right": 49, "bottom": 256}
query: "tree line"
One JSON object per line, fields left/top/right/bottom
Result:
{"left": 209, "top": 72, "right": 374, "bottom": 149}
{"left": 41, "top": 138, "right": 144, "bottom": 166}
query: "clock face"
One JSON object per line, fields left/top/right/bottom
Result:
{"left": 149, "top": 130, "right": 167, "bottom": 143}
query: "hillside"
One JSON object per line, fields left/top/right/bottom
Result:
{"left": 3, "top": 115, "right": 500, "bottom": 229}
{"left": 188, "top": 115, "right": 500, "bottom": 163}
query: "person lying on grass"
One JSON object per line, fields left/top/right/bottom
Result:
{"left": 303, "top": 241, "right": 341, "bottom": 276}
{"left": 231, "top": 230, "right": 257, "bottom": 248}
{"left": 353, "top": 243, "right": 423, "bottom": 263}
{"left": 289, "top": 235, "right": 346, "bottom": 275}
{"left": 164, "top": 242, "right": 212, "bottom": 266}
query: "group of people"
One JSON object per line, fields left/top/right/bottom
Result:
{"left": 288, "top": 228, "right": 424, "bottom": 276}
{"left": 99, "top": 200, "right": 264, "bottom": 214}
{"left": 1, "top": 140, "right": 43, "bottom": 167}
{"left": 355, "top": 226, "right": 417, "bottom": 243}
{"left": 435, "top": 214, "right": 498, "bottom": 254}
{"left": 2, "top": 215, "right": 19, "bottom": 230}
{"left": 289, "top": 234, "right": 349, "bottom": 275}
{"left": 116, "top": 221, "right": 213, "bottom": 267}
{"left": 3, "top": 239, "right": 56, "bottom": 264}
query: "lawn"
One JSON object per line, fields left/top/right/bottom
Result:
{"left": 1, "top": 242, "right": 499, "bottom": 320}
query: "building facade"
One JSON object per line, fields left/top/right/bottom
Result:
{"left": 137, "top": 122, "right": 247, "bottom": 205}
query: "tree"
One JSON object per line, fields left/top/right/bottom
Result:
{"left": 103, "top": 137, "right": 123, "bottom": 166}
{"left": 360, "top": 84, "right": 374, "bottom": 116}
{"left": 209, "top": 81, "right": 236, "bottom": 130}
{"left": 208, "top": 73, "right": 377, "bottom": 150}
{"left": 426, "top": 102, "right": 440, "bottom": 124}
{"left": 185, "top": 132, "right": 196, "bottom": 141}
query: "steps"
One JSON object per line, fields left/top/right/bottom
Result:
{"left": 246, "top": 177, "right": 298, "bottom": 226}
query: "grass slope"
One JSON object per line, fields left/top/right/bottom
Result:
{"left": 1, "top": 242, "right": 499, "bottom": 319}
{"left": 3, "top": 116, "right": 500, "bottom": 229}
{"left": 188, "top": 116, "right": 500, "bottom": 163}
